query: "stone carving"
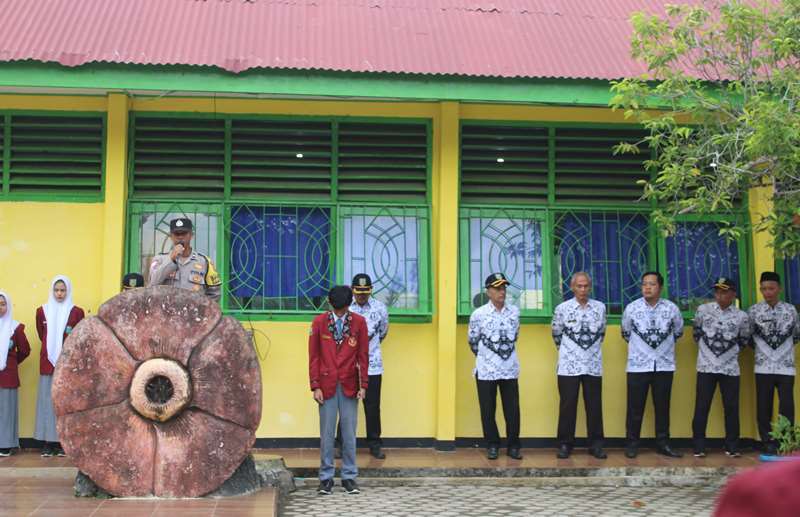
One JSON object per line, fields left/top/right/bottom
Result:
{"left": 52, "top": 286, "right": 262, "bottom": 497}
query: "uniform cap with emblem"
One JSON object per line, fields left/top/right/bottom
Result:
{"left": 351, "top": 273, "right": 373, "bottom": 294}
{"left": 485, "top": 272, "right": 510, "bottom": 289}
{"left": 713, "top": 277, "right": 736, "bottom": 291}
{"left": 169, "top": 217, "right": 193, "bottom": 233}
{"left": 122, "top": 272, "right": 145, "bottom": 290}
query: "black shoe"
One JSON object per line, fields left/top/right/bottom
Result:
{"left": 657, "top": 444, "right": 683, "bottom": 458}
{"left": 56, "top": 447, "right": 66, "bottom": 457}
{"left": 507, "top": 447, "right": 523, "bottom": 460}
{"left": 556, "top": 444, "right": 571, "bottom": 459}
{"left": 334, "top": 447, "right": 342, "bottom": 459}
{"left": 317, "top": 479, "right": 334, "bottom": 495}
{"left": 588, "top": 447, "right": 607, "bottom": 459}
{"left": 0, "top": 448, "right": 10, "bottom": 457}
{"left": 725, "top": 449, "right": 741, "bottom": 458}
{"left": 624, "top": 445, "right": 638, "bottom": 459}
{"left": 369, "top": 446, "right": 386, "bottom": 459}
{"left": 487, "top": 446, "right": 499, "bottom": 460}
{"left": 342, "top": 479, "right": 361, "bottom": 494}
{"left": 40, "top": 446, "right": 53, "bottom": 458}
{"left": 693, "top": 449, "right": 706, "bottom": 458}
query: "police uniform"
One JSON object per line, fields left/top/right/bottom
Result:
{"left": 468, "top": 272, "right": 521, "bottom": 459}
{"left": 551, "top": 296, "right": 607, "bottom": 458}
{"left": 748, "top": 272, "right": 800, "bottom": 450}
{"left": 147, "top": 218, "right": 221, "bottom": 302}
{"left": 691, "top": 277, "right": 751, "bottom": 456}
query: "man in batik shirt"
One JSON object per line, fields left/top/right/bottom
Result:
{"left": 621, "top": 271, "right": 684, "bottom": 459}
{"left": 551, "top": 272, "right": 607, "bottom": 459}
{"left": 691, "top": 277, "right": 750, "bottom": 458}
{"left": 748, "top": 271, "right": 800, "bottom": 455}
{"left": 468, "top": 272, "right": 522, "bottom": 461}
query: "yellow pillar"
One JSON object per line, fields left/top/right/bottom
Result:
{"left": 100, "top": 93, "right": 130, "bottom": 301}
{"left": 742, "top": 184, "right": 775, "bottom": 439}
{"left": 435, "top": 101, "right": 460, "bottom": 449}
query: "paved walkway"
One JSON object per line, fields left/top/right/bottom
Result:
{"left": 283, "top": 483, "right": 720, "bottom": 517}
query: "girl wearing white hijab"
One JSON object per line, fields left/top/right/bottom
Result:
{"left": 0, "top": 291, "right": 30, "bottom": 456}
{"left": 34, "top": 276, "right": 84, "bottom": 457}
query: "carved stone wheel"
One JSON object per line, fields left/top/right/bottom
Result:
{"left": 51, "top": 286, "right": 262, "bottom": 497}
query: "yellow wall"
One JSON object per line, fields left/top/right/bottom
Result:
{"left": 1, "top": 92, "right": 796, "bottom": 445}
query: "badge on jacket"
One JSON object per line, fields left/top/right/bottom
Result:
{"left": 348, "top": 336, "right": 357, "bottom": 347}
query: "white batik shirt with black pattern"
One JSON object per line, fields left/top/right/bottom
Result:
{"left": 468, "top": 302, "right": 521, "bottom": 381}
{"left": 551, "top": 298, "right": 606, "bottom": 377}
{"left": 692, "top": 302, "right": 750, "bottom": 376}
{"left": 621, "top": 297, "right": 684, "bottom": 373}
{"left": 350, "top": 298, "right": 389, "bottom": 376}
{"left": 747, "top": 301, "right": 800, "bottom": 376}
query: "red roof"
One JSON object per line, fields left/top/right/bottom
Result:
{"left": 0, "top": 0, "right": 682, "bottom": 80}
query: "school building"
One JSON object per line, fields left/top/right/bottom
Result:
{"left": 0, "top": 0, "right": 798, "bottom": 448}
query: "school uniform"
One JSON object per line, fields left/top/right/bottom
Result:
{"left": 34, "top": 276, "right": 85, "bottom": 450}
{"left": 308, "top": 309, "right": 369, "bottom": 484}
{"left": 0, "top": 292, "right": 31, "bottom": 452}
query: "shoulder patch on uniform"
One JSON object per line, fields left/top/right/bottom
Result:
{"left": 200, "top": 254, "right": 222, "bottom": 286}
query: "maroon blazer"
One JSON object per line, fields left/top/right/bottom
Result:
{"left": 308, "top": 310, "right": 369, "bottom": 400}
{"left": 36, "top": 305, "right": 85, "bottom": 375}
{"left": 0, "top": 324, "right": 31, "bottom": 388}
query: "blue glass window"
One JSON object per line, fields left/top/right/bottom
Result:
{"left": 666, "top": 222, "right": 740, "bottom": 312}
{"left": 784, "top": 255, "right": 800, "bottom": 311}
{"left": 555, "top": 212, "right": 649, "bottom": 314}
{"left": 229, "top": 206, "right": 331, "bottom": 311}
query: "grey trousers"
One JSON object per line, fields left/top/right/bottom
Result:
{"left": 319, "top": 383, "right": 358, "bottom": 481}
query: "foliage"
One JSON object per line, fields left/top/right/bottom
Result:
{"left": 769, "top": 414, "right": 800, "bottom": 455}
{"left": 610, "top": 0, "right": 800, "bottom": 256}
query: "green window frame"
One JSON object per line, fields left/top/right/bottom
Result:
{"left": 457, "top": 120, "right": 752, "bottom": 322}
{"left": 125, "top": 113, "right": 433, "bottom": 321}
{"left": 0, "top": 110, "right": 106, "bottom": 202}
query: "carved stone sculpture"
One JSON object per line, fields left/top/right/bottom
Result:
{"left": 52, "top": 286, "right": 262, "bottom": 497}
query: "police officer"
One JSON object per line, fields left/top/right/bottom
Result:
{"left": 147, "top": 218, "right": 221, "bottom": 302}
{"left": 748, "top": 271, "right": 800, "bottom": 455}
{"left": 691, "top": 277, "right": 750, "bottom": 458}
{"left": 122, "top": 273, "right": 145, "bottom": 292}
{"left": 468, "top": 272, "right": 522, "bottom": 460}
{"left": 551, "top": 272, "right": 607, "bottom": 459}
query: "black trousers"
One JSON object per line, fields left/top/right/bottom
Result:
{"left": 626, "top": 371, "right": 673, "bottom": 447}
{"left": 336, "top": 374, "right": 383, "bottom": 448}
{"left": 476, "top": 377, "right": 521, "bottom": 449}
{"left": 691, "top": 372, "right": 740, "bottom": 451}
{"left": 755, "top": 373, "right": 795, "bottom": 444}
{"left": 557, "top": 375, "right": 604, "bottom": 449}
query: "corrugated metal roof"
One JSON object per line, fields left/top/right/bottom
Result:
{"left": 0, "top": 0, "right": 690, "bottom": 80}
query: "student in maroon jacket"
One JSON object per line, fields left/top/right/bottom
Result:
{"left": 34, "top": 275, "right": 84, "bottom": 458}
{"left": 0, "top": 291, "right": 31, "bottom": 457}
{"left": 309, "top": 285, "right": 369, "bottom": 496}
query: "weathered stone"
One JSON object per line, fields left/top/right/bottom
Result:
{"left": 189, "top": 316, "right": 262, "bottom": 430}
{"left": 256, "top": 456, "right": 297, "bottom": 494}
{"left": 52, "top": 318, "right": 137, "bottom": 417}
{"left": 74, "top": 471, "right": 112, "bottom": 498}
{"left": 58, "top": 401, "right": 156, "bottom": 497}
{"left": 153, "top": 409, "right": 256, "bottom": 497}
{"left": 206, "top": 454, "right": 262, "bottom": 498}
{"left": 97, "top": 285, "right": 222, "bottom": 363}
{"left": 52, "top": 287, "right": 262, "bottom": 498}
